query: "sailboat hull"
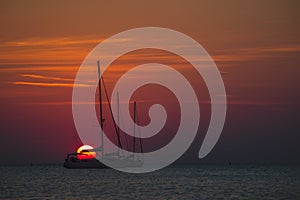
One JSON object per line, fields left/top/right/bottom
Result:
{"left": 101, "top": 157, "right": 143, "bottom": 168}
{"left": 63, "top": 158, "right": 143, "bottom": 169}
{"left": 63, "top": 159, "right": 109, "bottom": 169}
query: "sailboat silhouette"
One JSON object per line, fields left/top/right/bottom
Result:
{"left": 64, "top": 61, "right": 143, "bottom": 169}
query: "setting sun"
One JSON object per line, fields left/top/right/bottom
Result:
{"left": 76, "top": 145, "right": 96, "bottom": 160}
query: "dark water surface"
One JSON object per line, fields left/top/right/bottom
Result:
{"left": 0, "top": 164, "right": 299, "bottom": 199}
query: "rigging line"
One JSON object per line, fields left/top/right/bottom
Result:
{"left": 98, "top": 60, "right": 104, "bottom": 156}
{"left": 101, "top": 77, "right": 123, "bottom": 150}
{"left": 119, "top": 101, "right": 129, "bottom": 150}
{"left": 133, "top": 101, "right": 136, "bottom": 153}
{"left": 136, "top": 105, "right": 144, "bottom": 155}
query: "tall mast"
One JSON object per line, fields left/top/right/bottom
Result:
{"left": 133, "top": 101, "right": 136, "bottom": 153}
{"left": 102, "top": 78, "right": 123, "bottom": 150}
{"left": 117, "top": 92, "right": 120, "bottom": 158}
{"left": 97, "top": 60, "right": 104, "bottom": 156}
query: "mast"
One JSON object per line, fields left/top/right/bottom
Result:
{"left": 133, "top": 101, "right": 136, "bottom": 153}
{"left": 137, "top": 108, "right": 144, "bottom": 160}
{"left": 117, "top": 92, "right": 120, "bottom": 158}
{"left": 97, "top": 60, "right": 104, "bottom": 156}
{"left": 102, "top": 78, "right": 123, "bottom": 150}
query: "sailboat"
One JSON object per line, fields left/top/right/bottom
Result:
{"left": 64, "top": 61, "right": 143, "bottom": 169}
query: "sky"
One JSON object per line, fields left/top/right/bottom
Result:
{"left": 0, "top": 0, "right": 299, "bottom": 165}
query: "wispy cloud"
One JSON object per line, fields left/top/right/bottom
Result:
{"left": 20, "top": 99, "right": 150, "bottom": 106}
{"left": 235, "top": 46, "right": 300, "bottom": 53}
{"left": 20, "top": 74, "right": 74, "bottom": 82}
{"left": 12, "top": 81, "right": 90, "bottom": 87}
{"left": 1, "top": 37, "right": 103, "bottom": 47}
{"left": 0, "top": 36, "right": 103, "bottom": 66}
{"left": 11, "top": 73, "right": 90, "bottom": 87}
{"left": 0, "top": 36, "right": 133, "bottom": 48}
{"left": 1, "top": 35, "right": 300, "bottom": 71}
{"left": 199, "top": 100, "right": 300, "bottom": 106}
{"left": 212, "top": 45, "right": 300, "bottom": 62}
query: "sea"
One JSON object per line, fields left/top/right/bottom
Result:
{"left": 0, "top": 164, "right": 299, "bottom": 199}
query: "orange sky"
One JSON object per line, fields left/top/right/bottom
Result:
{"left": 0, "top": 0, "right": 299, "bottom": 164}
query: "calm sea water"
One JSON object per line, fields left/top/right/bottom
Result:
{"left": 0, "top": 164, "right": 299, "bottom": 199}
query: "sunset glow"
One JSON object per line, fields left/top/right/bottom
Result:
{"left": 76, "top": 145, "right": 96, "bottom": 160}
{"left": 0, "top": 1, "right": 299, "bottom": 166}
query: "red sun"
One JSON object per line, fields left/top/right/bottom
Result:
{"left": 76, "top": 145, "right": 96, "bottom": 160}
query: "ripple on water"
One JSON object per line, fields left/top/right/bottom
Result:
{"left": 0, "top": 164, "right": 299, "bottom": 199}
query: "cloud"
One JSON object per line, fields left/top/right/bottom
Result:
{"left": 1, "top": 37, "right": 102, "bottom": 47}
{"left": 20, "top": 74, "right": 74, "bottom": 82}
{"left": 20, "top": 99, "right": 150, "bottom": 106}
{"left": 237, "top": 46, "right": 300, "bottom": 53}
{"left": 1, "top": 35, "right": 300, "bottom": 72}
{"left": 12, "top": 81, "right": 90, "bottom": 87}
{"left": 212, "top": 45, "right": 300, "bottom": 62}
{"left": 11, "top": 73, "right": 90, "bottom": 87}
{"left": 0, "top": 36, "right": 133, "bottom": 48}
{"left": 0, "top": 35, "right": 135, "bottom": 68}
{"left": 199, "top": 100, "right": 300, "bottom": 106}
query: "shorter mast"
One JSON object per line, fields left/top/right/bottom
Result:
{"left": 117, "top": 92, "right": 120, "bottom": 158}
{"left": 97, "top": 61, "right": 104, "bottom": 156}
{"left": 137, "top": 109, "right": 144, "bottom": 161}
{"left": 133, "top": 101, "right": 136, "bottom": 154}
